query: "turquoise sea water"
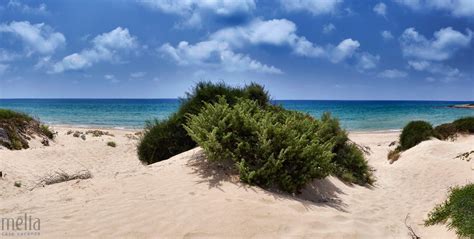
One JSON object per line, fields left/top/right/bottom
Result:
{"left": 0, "top": 99, "right": 473, "bottom": 131}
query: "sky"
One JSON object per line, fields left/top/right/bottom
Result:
{"left": 0, "top": 0, "right": 473, "bottom": 100}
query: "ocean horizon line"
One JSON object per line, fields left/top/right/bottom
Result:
{"left": 1, "top": 98, "right": 473, "bottom": 102}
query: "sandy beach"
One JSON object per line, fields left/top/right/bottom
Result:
{"left": 0, "top": 126, "right": 472, "bottom": 238}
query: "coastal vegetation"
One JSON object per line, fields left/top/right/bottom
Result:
{"left": 425, "top": 183, "right": 474, "bottom": 238}
{"left": 138, "top": 82, "right": 372, "bottom": 192}
{"left": 388, "top": 117, "right": 474, "bottom": 162}
{"left": 137, "top": 82, "right": 270, "bottom": 164}
{"left": 107, "top": 141, "right": 117, "bottom": 147}
{"left": 0, "top": 109, "right": 54, "bottom": 150}
{"left": 185, "top": 98, "right": 373, "bottom": 192}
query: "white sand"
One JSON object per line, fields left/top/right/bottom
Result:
{"left": 1, "top": 126, "right": 473, "bottom": 238}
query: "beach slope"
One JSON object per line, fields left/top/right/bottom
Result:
{"left": 1, "top": 127, "right": 473, "bottom": 238}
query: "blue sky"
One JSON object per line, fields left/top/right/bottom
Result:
{"left": 0, "top": 0, "right": 473, "bottom": 100}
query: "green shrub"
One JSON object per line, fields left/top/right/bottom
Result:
{"left": 40, "top": 124, "right": 54, "bottom": 139}
{"left": 425, "top": 184, "right": 474, "bottom": 238}
{"left": 0, "top": 109, "right": 55, "bottom": 150}
{"left": 185, "top": 98, "right": 373, "bottom": 193}
{"left": 453, "top": 117, "right": 474, "bottom": 133}
{"left": 318, "top": 113, "right": 374, "bottom": 185}
{"left": 137, "top": 82, "right": 270, "bottom": 164}
{"left": 434, "top": 123, "right": 458, "bottom": 140}
{"left": 185, "top": 98, "right": 335, "bottom": 193}
{"left": 107, "top": 141, "right": 116, "bottom": 147}
{"left": 387, "top": 148, "right": 401, "bottom": 162}
{"left": 399, "top": 121, "right": 434, "bottom": 150}
{"left": 0, "top": 109, "right": 32, "bottom": 121}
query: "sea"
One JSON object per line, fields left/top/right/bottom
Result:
{"left": 1, "top": 99, "right": 473, "bottom": 131}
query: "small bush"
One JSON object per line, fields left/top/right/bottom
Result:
{"left": 434, "top": 123, "right": 457, "bottom": 140}
{"left": 387, "top": 148, "right": 401, "bottom": 162}
{"left": 137, "top": 82, "right": 270, "bottom": 164}
{"left": 107, "top": 141, "right": 116, "bottom": 147}
{"left": 425, "top": 184, "right": 474, "bottom": 237}
{"left": 0, "top": 109, "right": 33, "bottom": 121}
{"left": 40, "top": 125, "right": 54, "bottom": 139}
{"left": 0, "top": 109, "right": 52, "bottom": 150}
{"left": 453, "top": 117, "right": 474, "bottom": 133}
{"left": 399, "top": 121, "right": 434, "bottom": 150}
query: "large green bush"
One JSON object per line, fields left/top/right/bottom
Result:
{"left": 137, "top": 82, "right": 270, "bottom": 164}
{"left": 185, "top": 98, "right": 373, "bottom": 193}
{"left": 399, "top": 121, "right": 434, "bottom": 150}
{"left": 185, "top": 98, "right": 335, "bottom": 193}
{"left": 425, "top": 184, "right": 474, "bottom": 238}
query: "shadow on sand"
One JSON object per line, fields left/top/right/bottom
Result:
{"left": 186, "top": 148, "right": 372, "bottom": 212}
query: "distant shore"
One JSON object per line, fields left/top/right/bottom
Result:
{"left": 448, "top": 104, "right": 474, "bottom": 109}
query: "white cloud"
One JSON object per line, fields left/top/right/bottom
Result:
{"left": 138, "top": 0, "right": 255, "bottom": 27}
{"left": 104, "top": 74, "right": 120, "bottom": 83}
{"left": 381, "top": 30, "right": 394, "bottom": 40}
{"left": 52, "top": 27, "right": 138, "bottom": 73}
{"left": 394, "top": 0, "right": 474, "bottom": 17}
{"left": 408, "top": 60, "right": 463, "bottom": 81}
{"left": 378, "top": 69, "right": 408, "bottom": 78}
{"left": 329, "top": 39, "right": 360, "bottom": 63}
{"left": 373, "top": 2, "right": 387, "bottom": 16}
{"left": 322, "top": 23, "right": 336, "bottom": 34}
{"left": 280, "top": 0, "right": 342, "bottom": 15}
{"left": 0, "top": 21, "right": 65, "bottom": 55}
{"left": 211, "top": 18, "right": 362, "bottom": 62}
{"left": 211, "top": 19, "right": 297, "bottom": 47}
{"left": 0, "top": 64, "right": 9, "bottom": 75}
{"left": 356, "top": 52, "right": 380, "bottom": 71}
{"left": 0, "top": 49, "right": 20, "bottom": 62}
{"left": 7, "top": 0, "right": 48, "bottom": 15}
{"left": 159, "top": 40, "right": 283, "bottom": 74}
{"left": 400, "top": 27, "right": 472, "bottom": 61}
{"left": 104, "top": 74, "right": 115, "bottom": 80}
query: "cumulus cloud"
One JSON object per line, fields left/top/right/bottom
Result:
{"left": 356, "top": 52, "right": 380, "bottom": 71}
{"left": 280, "top": 0, "right": 342, "bottom": 15}
{"left": 322, "top": 23, "right": 336, "bottom": 34}
{"left": 161, "top": 18, "right": 373, "bottom": 73}
{"left": 373, "top": 2, "right": 387, "bottom": 16}
{"left": 138, "top": 0, "right": 255, "bottom": 27}
{"left": 408, "top": 60, "right": 463, "bottom": 81}
{"left": 381, "top": 30, "right": 394, "bottom": 40}
{"left": 394, "top": 0, "right": 474, "bottom": 17}
{"left": 105, "top": 74, "right": 120, "bottom": 83}
{"left": 211, "top": 19, "right": 362, "bottom": 62}
{"left": 378, "top": 69, "right": 408, "bottom": 78}
{"left": 159, "top": 40, "right": 282, "bottom": 74}
{"left": 7, "top": 0, "right": 48, "bottom": 15}
{"left": 52, "top": 27, "right": 138, "bottom": 73}
{"left": 0, "top": 21, "right": 65, "bottom": 55}
{"left": 329, "top": 39, "right": 360, "bottom": 63}
{"left": 400, "top": 27, "right": 472, "bottom": 61}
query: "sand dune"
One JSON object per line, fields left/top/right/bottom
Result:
{"left": 1, "top": 127, "right": 472, "bottom": 238}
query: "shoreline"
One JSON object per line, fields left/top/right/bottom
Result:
{"left": 47, "top": 123, "right": 402, "bottom": 134}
